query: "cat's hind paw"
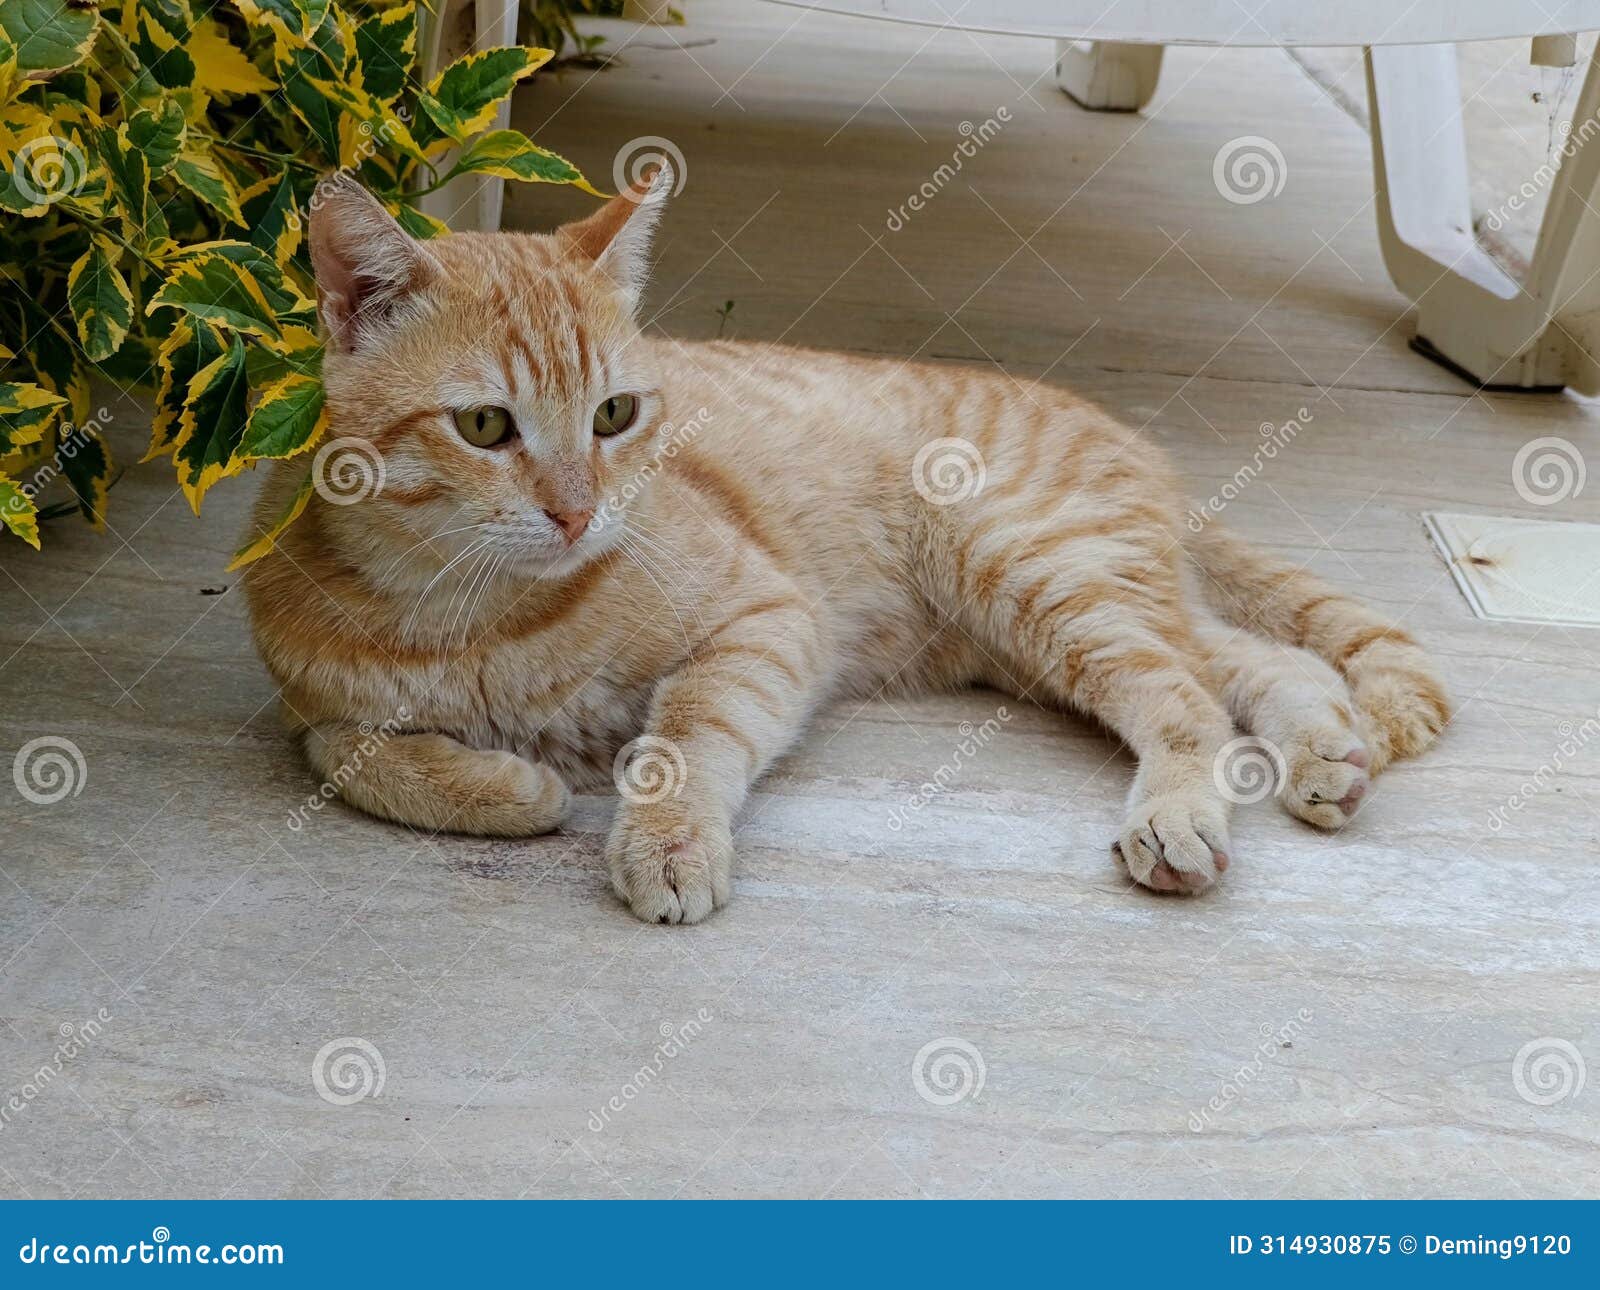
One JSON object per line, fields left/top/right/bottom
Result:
{"left": 1279, "top": 723, "right": 1369, "bottom": 830}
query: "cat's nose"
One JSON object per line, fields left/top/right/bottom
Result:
{"left": 544, "top": 508, "right": 595, "bottom": 542}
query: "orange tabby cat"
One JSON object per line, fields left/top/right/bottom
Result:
{"left": 242, "top": 168, "right": 1449, "bottom": 923}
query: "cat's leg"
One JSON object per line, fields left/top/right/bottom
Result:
{"left": 992, "top": 582, "right": 1236, "bottom": 892}
{"left": 606, "top": 591, "right": 822, "bottom": 924}
{"left": 1186, "top": 523, "right": 1449, "bottom": 774}
{"left": 1195, "top": 616, "right": 1371, "bottom": 829}
{"left": 303, "top": 724, "right": 569, "bottom": 836}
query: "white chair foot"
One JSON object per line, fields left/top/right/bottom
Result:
{"left": 1366, "top": 41, "right": 1600, "bottom": 392}
{"left": 1054, "top": 40, "right": 1163, "bottom": 112}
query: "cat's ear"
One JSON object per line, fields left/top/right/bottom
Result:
{"left": 308, "top": 175, "right": 441, "bottom": 352}
{"left": 558, "top": 162, "right": 674, "bottom": 309}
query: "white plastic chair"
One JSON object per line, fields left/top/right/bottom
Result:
{"left": 772, "top": 0, "right": 1600, "bottom": 393}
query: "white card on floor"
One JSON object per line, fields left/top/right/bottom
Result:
{"left": 1425, "top": 511, "right": 1600, "bottom": 627}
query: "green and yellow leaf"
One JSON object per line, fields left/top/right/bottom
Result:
{"left": 355, "top": 2, "right": 415, "bottom": 103}
{"left": 444, "top": 129, "right": 599, "bottom": 193}
{"left": 67, "top": 241, "right": 135, "bottom": 362}
{"left": 147, "top": 318, "right": 226, "bottom": 459}
{"left": 306, "top": 75, "right": 427, "bottom": 164}
{"left": 236, "top": 372, "right": 326, "bottom": 463}
{"left": 241, "top": 170, "right": 303, "bottom": 265}
{"left": 227, "top": 462, "right": 313, "bottom": 570}
{"left": 0, "top": 470, "right": 40, "bottom": 549}
{"left": 187, "top": 20, "right": 274, "bottom": 95}
{"left": 98, "top": 125, "right": 167, "bottom": 247}
{"left": 147, "top": 252, "right": 282, "bottom": 338}
{"left": 27, "top": 322, "right": 91, "bottom": 425}
{"left": 232, "top": 0, "right": 330, "bottom": 42}
{"left": 0, "top": 381, "right": 65, "bottom": 453}
{"left": 173, "top": 148, "right": 245, "bottom": 224}
{"left": 390, "top": 200, "right": 448, "bottom": 240}
{"left": 171, "top": 333, "right": 250, "bottom": 512}
{"left": 417, "top": 47, "right": 549, "bottom": 146}
{"left": 57, "top": 422, "right": 114, "bottom": 529}
{"left": 0, "top": 0, "right": 100, "bottom": 75}
{"left": 124, "top": 97, "right": 187, "bottom": 174}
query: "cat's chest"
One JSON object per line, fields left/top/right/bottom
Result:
{"left": 411, "top": 640, "right": 657, "bottom": 789}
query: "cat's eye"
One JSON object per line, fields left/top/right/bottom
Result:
{"left": 592, "top": 394, "right": 639, "bottom": 437}
{"left": 453, "top": 405, "right": 515, "bottom": 449}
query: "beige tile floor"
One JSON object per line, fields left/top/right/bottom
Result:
{"left": 2, "top": 2, "right": 1598, "bottom": 1197}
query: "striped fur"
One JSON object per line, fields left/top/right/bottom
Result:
{"left": 243, "top": 171, "right": 1449, "bottom": 922}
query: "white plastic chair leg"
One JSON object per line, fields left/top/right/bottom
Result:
{"left": 1366, "top": 41, "right": 1600, "bottom": 392}
{"left": 416, "top": 0, "right": 520, "bottom": 232}
{"left": 1054, "top": 40, "right": 1163, "bottom": 112}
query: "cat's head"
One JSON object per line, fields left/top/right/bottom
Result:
{"left": 306, "top": 166, "right": 676, "bottom": 582}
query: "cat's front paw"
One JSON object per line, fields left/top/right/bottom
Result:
{"left": 606, "top": 799, "right": 733, "bottom": 925}
{"left": 1113, "top": 791, "right": 1230, "bottom": 895}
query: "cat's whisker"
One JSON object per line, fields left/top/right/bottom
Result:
{"left": 615, "top": 532, "right": 696, "bottom": 654}
{"left": 443, "top": 546, "right": 497, "bottom": 650}
{"left": 453, "top": 551, "right": 508, "bottom": 654}
{"left": 403, "top": 537, "right": 495, "bottom": 642}
{"left": 375, "top": 519, "right": 499, "bottom": 587}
